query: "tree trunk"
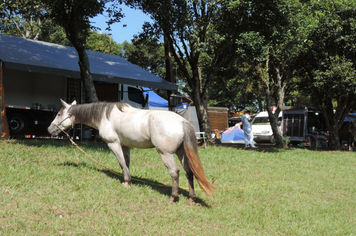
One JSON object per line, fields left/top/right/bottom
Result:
{"left": 73, "top": 43, "right": 98, "bottom": 103}
{"left": 185, "top": 67, "right": 211, "bottom": 138}
{"left": 192, "top": 92, "right": 211, "bottom": 138}
{"left": 164, "top": 31, "right": 174, "bottom": 111}
{"left": 322, "top": 106, "right": 344, "bottom": 150}
{"left": 328, "top": 125, "right": 341, "bottom": 150}
{"left": 54, "top": 0, "right": 99, "bottom": 104}
{"left": 271, "top": 67, "right": 287, "bottom": 148}
{"left": 267, "top": 107, "right": 284, "bottom": 147}
{"left": 259, "top": 60, "right": 285, "bottom": 148}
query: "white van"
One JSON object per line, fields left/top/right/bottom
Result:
{"left": 252, "top": 111, "right": 282, "bottom": 143}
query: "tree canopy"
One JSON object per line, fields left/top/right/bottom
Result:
{"left": 125, "top": 0, "right": 251, "bottom": 136}
{"left": 0, "top": 0, "right": 49, "bottom": 39}
{"left": 295, "top": 0, "right": 356, "bottom": 149}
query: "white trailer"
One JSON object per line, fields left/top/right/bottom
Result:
{"left": 4, "top": 68, "right": 148, "bottom": 136}
{"left": 0, "top": 34, "right": 177, "bottom": 138}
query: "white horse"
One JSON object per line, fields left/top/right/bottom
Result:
{"left": 48, "top": 99, "right": 215, "bottom": 203}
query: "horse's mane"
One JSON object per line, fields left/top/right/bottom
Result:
{"left": 70, "top": 102, "right": 131, "bottom": 125}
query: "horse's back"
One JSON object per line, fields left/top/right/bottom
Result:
{"left": 147, "top": 110, "right": 187, "bottom": 152}
{"left": 109, "top": 107, "right": 186, "bottom": 151}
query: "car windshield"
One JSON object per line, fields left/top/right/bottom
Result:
{"left": 253, "top": 117, "right": 270, "bottom": 125}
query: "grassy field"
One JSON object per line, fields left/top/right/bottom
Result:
{"left": 0, "top": 139, "right": 355, "bottom": 235}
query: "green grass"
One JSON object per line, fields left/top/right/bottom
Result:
{"left": 1, "top": 139, "right": 355, "bottom": 235}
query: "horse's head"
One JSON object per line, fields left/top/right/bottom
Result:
{"left": 48, "top": 99, "right": 76, "bottom": 136}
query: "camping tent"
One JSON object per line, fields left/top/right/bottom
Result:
{"left": 221, "top": 126, "right": 245, "bottom": 144}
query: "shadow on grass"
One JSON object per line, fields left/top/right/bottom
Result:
{"left": 59, "top": 161, "right": 210, "bottom": 207}
{"left": 218, "top": 142, "right": 334, "bottom": 152}
{"left": 218, "top": 143, "right": 289, "bottom": 153}
{"left": 18, "top": 138, "right": 110, "bottom": 152}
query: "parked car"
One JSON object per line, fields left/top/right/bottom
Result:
{"left": 252, "top": 111, "right": 282, "bottom": 143}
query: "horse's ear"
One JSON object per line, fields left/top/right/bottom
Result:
{"left": 60, "top": 99, "right": 70, "bottom": 109}
{"left": 71, "top": 100, "right": 77, "bottom": 106}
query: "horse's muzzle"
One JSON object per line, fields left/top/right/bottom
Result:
{"left": 48, "top": 124, "right": 61, "bottom": 136}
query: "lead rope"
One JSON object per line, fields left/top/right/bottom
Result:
{"left": 51, "top": 122, "right": 118, "bottom": 173}
{"left": 51, "top": 123, "right": 266, "bottom": 192}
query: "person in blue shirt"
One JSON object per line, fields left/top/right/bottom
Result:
{"left": 241, "top": 110, "right": 257, "bottom": 148}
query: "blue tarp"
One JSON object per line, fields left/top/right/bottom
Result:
{"left": 221, "top": 126, "right": 245, "bottom": 143}
{"left": 143, "top": 88, "right": 168, "bottom": 108}
{"left": 344, "top": 113, "right": 356, "bottom": 122}
{"left": 143, "top": 88, "right": 188, "bottom": 109}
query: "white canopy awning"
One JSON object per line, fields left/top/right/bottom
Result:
{"left": 0, "top": 34, "right": 177, "bottom": 90}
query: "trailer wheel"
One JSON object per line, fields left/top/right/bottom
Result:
{"left": 8, "top": 114, "right": 27, "bottom": 134}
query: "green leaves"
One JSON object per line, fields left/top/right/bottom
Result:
{"left": 0, "top": 0, "right": 49, "bottom": 39}
{"left": 313, "top": 56, "right": 356, "bottom": 95}
{"left": 295, "top": 1, "right": 356, "bottom": 148}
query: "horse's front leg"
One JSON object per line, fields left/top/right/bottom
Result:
{"left": 107, "top": 142, "right": 131, "bottom": 187}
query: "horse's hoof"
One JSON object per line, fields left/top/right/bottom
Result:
{"left": 168, "top": 196, "right": 178, "bottom": 204}
{"left": 168, "top": 196, "right": 175, "bottom": 204}
{"left": 121, "top": 182, "right": 131, "bottom": 188}
{"left": 187, "top": 198, "right": 196, "bottom": 205}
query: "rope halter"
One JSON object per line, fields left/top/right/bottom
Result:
{"left": 51, "top": 109, "right": 74, "bottom": 132}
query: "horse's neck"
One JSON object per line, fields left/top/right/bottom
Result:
{"left": 70, "top": 103, "right": 101, "bottom": 129}
{"left": 70, "top": 102, "right": 132, "bottom": 128}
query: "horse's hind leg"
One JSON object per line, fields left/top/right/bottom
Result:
{"left": 122, "top": 147, "right": 131, "bottom": 168}
{"left": 107, "top": 142, "right": 131, "bottom": 187}
{"left": 176, "top": 146, "right": 196, "bottom": 204}
{"left": 158, "top": 151, "right": 180, "bottom": 203}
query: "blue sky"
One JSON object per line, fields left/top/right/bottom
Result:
{"left": 91, "top": 5, "right": 152, "bottom": 44}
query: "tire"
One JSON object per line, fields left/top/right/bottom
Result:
{"left": 8, "top": 114, "right": 27, "bottom": 134}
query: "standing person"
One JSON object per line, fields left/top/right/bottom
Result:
{"left": 241, "top": 110, "right": 257, "bottom": 148}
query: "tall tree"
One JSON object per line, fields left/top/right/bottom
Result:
{"left": 126, "top": 0, "right": 246, "bottom": 137}
{"left": 296, "top": 0, "right": 356, "bottom": 149}
{"left": 208, "top": 61, "right": 262, "bottom": 111}
{"left": 40, "top": 0, "right": 123, "bottom": 103}
{"left": 235, "top": 0, "right": 310, "bottom": 147}
{"left": 85, "top": 31, "right": 123, "bottom": 55}
{"left": 0, "top": 0, "right": 49, "bottom": 39}
{"left": 124, "top": 32, "right": 166, "bottom": 79}
{"left": 39, "top": 23, "right": 71, "bottom": 45}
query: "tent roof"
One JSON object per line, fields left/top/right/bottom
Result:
{"left": 221, "top": 126, "right": 245, "bottom": 143}
{"left": 344, "top": 113, "right": 356, "bottom": 122}
{"left": 143, "top": 88, "right": 168, "bottom": 108}
{"left": 0, "top": 34, "right": 177, "bottom": 90}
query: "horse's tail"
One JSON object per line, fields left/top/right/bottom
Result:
{"left": 183, "top": 122, "right": 215, "bottom": 196}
